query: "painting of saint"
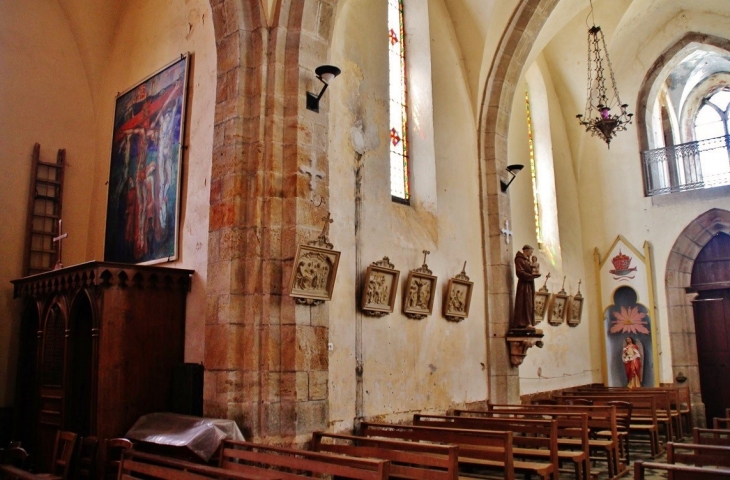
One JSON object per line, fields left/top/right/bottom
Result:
{"left": 104, "top": 55, "right": 189, "bottom": 264}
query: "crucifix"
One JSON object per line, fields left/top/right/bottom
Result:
{"left": 299, "top": 153, "right": 326, "bottom": 201}
{"left": 422, "top": 250, "right": 430, "bottom": 266}
{"left": 500, "top": 219, "right": 513, "bottom": 244}
{"left": 53, "top": 219, "right": 68, "bottom": 270}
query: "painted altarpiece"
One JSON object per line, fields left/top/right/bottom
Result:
{"left": 594, "top": 236, "right": 659, "bottom": 387}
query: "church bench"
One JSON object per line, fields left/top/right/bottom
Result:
{"left": 219, "top": 439, "right": 391, "bottom": 480}
{"left": 311, "top": 432, "right": 459, "bottom": 480}
{"left": 570, "top": 387, "right": 682, "bottom": 440}
{"left": 117, "top": 450, "right": 275, "bottom": 480}
{"left": 359, "top": 421, "right": 539, "bottom": 480}
{"left": 556, "top": 394, "right": 663, "bottom": 457}
{"left": 715, "top": 417, "right": 730, "bottom": 429}
{"left": 472, "top": 404, "right": 624, "bottom": 479}
{"left": 667, "top": 442, "right": 730, "bottom": 468}
{"left": 412, "top": 414, "right": 575, "bottom": 480}
{"left": 693, "top": 427, "right": 730, "bottom": 447}
{"left": 446, "top": 410, "right": 590, "bottom": 479}
{"left": 633, "top": 460, "right": 730, "bottom": 480}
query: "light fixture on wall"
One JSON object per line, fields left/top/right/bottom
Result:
{"left": 576, "top": 1, "right": 633, "bottom": 148}
{"left": 501, "top": 164, "right": 524, "bottom": 192}
{"left": 306, "top": 65, "right": 341, "bottom": 113}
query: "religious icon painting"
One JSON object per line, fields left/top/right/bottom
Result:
{"left": 567, "top": 291, "right": 584, "bottom": 327}
{"left": 402, "top": 271, "right": 437, "bottom": 320}
{"left": 534, "top": 289, "right": 551, "bottom": 325}
{"left": 361, "top": 257, "right": 400, "bottom": 317}
{"left": 547, "top": 289, "right": 568, "bottom": 326}
{"left": 443, "top": 263, "right": 473, "bottom": 322}
{"left": 104, "top": 54, "right": 190, "bottom": 265}
{"left": 289, "top": 244, "right": 341, "bottom": 305}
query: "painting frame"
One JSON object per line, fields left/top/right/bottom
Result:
{"left": 361, "top": 259, "right": 400, "bottom": 317}
{"left": 548, "top": 291, "right": 568, "bottom": 326}
{"left": 443, "top": 277, "right": 473, "bottom": 322}
{"left": 534, "top": 290, "right": 551, "bottom": 324}
{"left": 567, "top": 294, "right": 584, "bottom": 326}
{"left": 289, "top": 244, "right": 341, "bottom": 304}
{"left": 104, "top": 53, "right": 190, "bottom": 265}
{"left": 402, "top": 271, "right": 438, "bottom": 320}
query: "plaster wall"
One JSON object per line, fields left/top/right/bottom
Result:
{"left": 540, "top": 2, "right": 730, "bottom": 384}
{"left": 0, "top": 0, "right": 97, "bottom": 407}
{"left": 327, "top": 0, "right": 487, "bottom": 431}
{"left": 87, "top": 0, "right": 216, "bottom": 364}
{"left": 507, "top": 55, "right": 597, "bottom": 395}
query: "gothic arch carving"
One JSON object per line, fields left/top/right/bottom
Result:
{"left": 635, "top": 32, "right": 730, "bottom": 152}
{"left": 665, "top": 208, "right": 730, "bottom": 426}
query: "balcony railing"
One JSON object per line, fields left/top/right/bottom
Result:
{"left": 641, "top": 134, "right": 730, "bottom": 196}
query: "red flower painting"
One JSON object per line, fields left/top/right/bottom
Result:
{"left": 610, "top": 306, "right": 649, "bottom": 334}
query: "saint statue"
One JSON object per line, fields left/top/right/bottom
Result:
{"left": 512, "top": 245, "right": 541, "bottom": 329}
{"left": 622, "top": 336, "right": 642, "bottom": 388}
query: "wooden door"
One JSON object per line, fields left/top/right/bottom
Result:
{"left": 38, "top": 303, "right": 67, "bottom": 472}
{"left": 692, "top": 232, "right": 730, "bottom": 426}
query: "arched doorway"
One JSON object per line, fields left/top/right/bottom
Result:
{"left": 690, "top": 232, "right": 730, "bottom": 426}
{"left": 666, "top": 208, "right": 730, "bottom": 427}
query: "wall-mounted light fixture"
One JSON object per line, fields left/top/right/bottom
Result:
{"left": 306, "top": 65, "right": 341, "bottom": 113}
{"left": 500, "top": 164, "right": 524, "bottom": 192}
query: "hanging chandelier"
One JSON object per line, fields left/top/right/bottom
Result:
{"left": 576, "top": 7, "right": 633, "bottom": 148}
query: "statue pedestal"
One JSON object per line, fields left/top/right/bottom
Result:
{"left": 506, "top": 328, "right": 544, "bottom": 367}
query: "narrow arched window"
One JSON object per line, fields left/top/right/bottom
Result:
{"left": 694, "top": 89, "right": 730, "bottom": 186}
{"left": 388, "top": 0, "right": 409, "bottom": 203}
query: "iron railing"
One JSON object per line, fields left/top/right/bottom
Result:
{"left": 641, "top": 134, "right": 730, "bottom": 196}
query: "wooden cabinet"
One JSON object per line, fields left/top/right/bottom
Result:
{"left": 11, "top": 261, "right": 193, "bottom": 470}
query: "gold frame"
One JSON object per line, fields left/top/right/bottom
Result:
{"left": 534, "top": 290, "right": 551, "bottom": 324}
{"left": 443, "top": 277, "right": 473, "bottom": 321}
{"left": 289, "top": 244, "right": 341, "bottom": 304}
{"left": 402, "top": 271, "right": 437, "bottom": 319}
{"left": 361, "top": 260, "right": 400, "bottom": 317}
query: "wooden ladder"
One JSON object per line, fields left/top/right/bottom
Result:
{"left": 22, "top": 143, "right": 66, "bottom": 276}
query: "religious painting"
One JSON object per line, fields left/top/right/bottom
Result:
{"left": 547, "top": 290, "right": 568, "bottom": 326}
{"left": 289, "top": 244, "right": 341, "bottom": 303}
{"left": 402, "top": 272, "right": 437, "bottom": 320}
{"left": 104, "top": 54, "right": 190, "bottom": 264}
{"left": 567, "top": 294, "right": 584, "bottom": 327}
{"left": 595, "top": 235, "right": 659, "bottom": 387}
{"left": 443, "top": 277, "right": 473, "bottom": 322}
{"left": 361, "top": 258, "right": 400, "bottom": 317}
{"left": 604, "top": 286, "right": 655, "bottom": 387}
{"left": 534, "top": 290, "right": 551, "bottom": 324}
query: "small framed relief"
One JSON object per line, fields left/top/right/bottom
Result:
{"left": 289, "top": 244, "right": 341, "bottom": 305}
{"left": 443, "top": 262, "right": 473, "bottom": 322}
{"left": 361, "top": 257, "right": 400, "bottom": 317}
{"left": 403, "top": 250, "right": 437, "bottom": 320}
{"left": 548, "top": 277, "right": 568, "bottom": 326}
{"left": 534, "top": 273, "right": 551, "bottom": 324}
{"left": 567, "top": 280, "right": 584, "bottom": 327}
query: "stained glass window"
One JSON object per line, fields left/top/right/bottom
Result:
{"left": 389, "top": 0, "right": 409, "bottom": 202}
{"left": 525, "top": 88, "right": 542, "bottom": 246}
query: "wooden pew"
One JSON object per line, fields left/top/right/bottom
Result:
{"left": 118, "top": 450, "right": 276, "bottom": 480}
{"left": 0, "top": 465, "right": 47, "bottom": 480}
{"left": 633, "top": 460, "right": 730, "bottom": 479}
{"left": 571, "top": 386, "right": 683, "bottom": 439}
{"left": 312, "top": 432, "right": 458, "bottom": 480}
{"left": 360, "top": 421, "right": 524, "bottom": 480}
{"left": 557, "top": 393, "right": 662, "bottom": 457}
{"left": 413, "top": 413, "right": 579, "bottom": 480}
{"left": 694, "top": 427, "right": 730, "bottom": 447}
{"left": 219, "top": 440, "right": 391, "bottom": 480}
{"left": 715, "top": 417, "right": 730, "bottom": 429}
{"left": 475, "top": 404, "right": 625, "bottom": 479}
{"left": 667, "top": 442, "right": 730, "bottom": 468}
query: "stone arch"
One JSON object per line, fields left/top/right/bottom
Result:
{"left": 635, "top": 32, "right": 730, "bottom": 153}
{"left": 477, "top": 0, "right": 559, "bottom": 403}
{"left": 665, "top": 207, "right": 730, "bottom": 427}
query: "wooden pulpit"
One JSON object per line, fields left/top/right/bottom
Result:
{"left": 11, "top": 261, "right": 193, "bottom": 471}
